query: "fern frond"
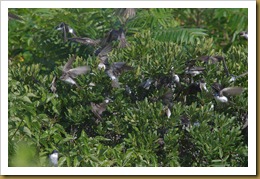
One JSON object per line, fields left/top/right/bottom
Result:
{"left": 152, "top": 27, "right": 208, "bottom": 44}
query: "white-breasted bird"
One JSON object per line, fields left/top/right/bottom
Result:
{"left": 239, "top": 31, "right": 248, "bottom": 40}
{"left": 49, "top": 150, "right": 59, "bottom": 167}
{"left": 211, "top": 82, "right": 243, "bottom": 103}
{"left": 60, "top": 55, "right": 90, "bottom": 87}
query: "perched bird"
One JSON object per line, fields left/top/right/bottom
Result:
{"left": 60, "top": 55, "right": 91, "bottom": 87}
{"left": 180, "top": 115, "right": 191, "bottom": 130}
{"left": 139, "top": 78, "right": 154, "bottom": 90}
{"left": 211, "top": 82, "right": 243, "bottom": 103}
{"left": 174, "top": 79, "right": 208, "bottom": 104}
{"left": 239, "top": 31, "right": 248, "bottom": 40}
{"left": 50, "top": 76, "right": 57, "bottom": 94}
{"left": 56, "top": 22, "right": 77, "bottom": 42}
{"left": 229, "top": 71, "right": 248, "bottom": 83}
{"left": 49, "top": 150, "right": 59, "bottom": 167}
{"left": 68, "top": 37, "right": 101, "bottom": 46}
{"left": 187, "top": 79, "right": 208, "bottom": 94}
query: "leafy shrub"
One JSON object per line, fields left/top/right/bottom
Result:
{"left": 8, "top": 8, "right": 248, "bottom": 167}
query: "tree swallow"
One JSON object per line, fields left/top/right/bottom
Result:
{"left": 160, "top": 89, "right": 173, "bottom": 107}
{"left": 115, "top": 8, "right": 136, "bottom": 22}
{"left": 105, "top": 61, "right": 133, "bottom": 88}
{"left": 186, "top": 79, "right": 208, "bottom": 95}
{"left": 211, "top": 82, "right": 243, "bottom": 103}
{"left": 91, "top": 98, "right": 112, "bottom": 123}
{"left": 199, "top": 55, "right": 230, "bottom": 77}
{"left": 56, "top": 22, "right": 77, "bottom": 42}
{"left": 185, "top": 66, "right": 205, "bottom": 77}
{"left": 139, "top": 78, "right": 154, "bottom": 90}
{"left": 101, "top": 28, "right": 129, "bottom": 48}
{"left": 49, "top": 150, "right": 59, "bottom": 167}
{"left": 185, "top": 63, "right": 205, "bottom": 83}
{"left": 229, "top": 71, "right": 248, "bottom": 83}
{"left": 8, "top": 12, "right": 23, "bottom": 21}
{"left": 60, "top": 55, "right": 91, "bottom": 87}
{"left": 97, "top": 43, "right": 113, "bottom": 70}
{"left": 199, "top": 55, "right": 223, "bottom": 64}
{"left": 180, "top": 115, "right": 191, "bottom": 130}
{"left": 239, "top": 31, "right": 248, "bottom": 40}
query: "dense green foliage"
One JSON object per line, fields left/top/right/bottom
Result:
{"left": 8, "top": 8, "right": 248, "bottom": 167}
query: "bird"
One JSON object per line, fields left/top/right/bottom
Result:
{"left": 91, "top": 99, "right": 111, "bottom": 122}
{"left": 187, "top": 79, "right": 209, "bottom": 94}
{"left": 56, "top": 22, "right": 77, "bottom": 42}
{"left": 239, "top": 31, "right": 248, "bottom": 40}
{"left": 139, "top": 78, "right": 154, "bottom": 90}
{"left": 8, "top": 12, "right": 23, "bottom": 21}
{"left": 180, "top": 115, "right": 191, "bottom": 130}
{"left": 97, "top": 43, "right": 113, "bottom": 70}
{"left": 49, "top": 150, "right": 59, "bottom": 167}
{"left": 184, "top": 61, "right": 205, "bottom": 83}
{"left": 229, "top": 71, "right": 248, "bottom": 83}
{"left": 68, "top": 37, "right": 101, "bottom": 46}
{"left": 160, "top": 88, "right": 173, "bottom": 107}
{"left": 60, "top": 55, "right": 91, "bottom": 87}
{"left": 50, "top": 76, "right": 57, "bottom": 94}
{"left": 172, "top": 74, "right": 180, "bottom": 84}
{"left": 198, "top": 55, "right": 230, "bottom": 77}
{"left": 101, "top": 28, "right": 129, "bottom": 48}
{"left": 211, "top": 82, "right": 243, "bottom": 103}
{"left": 115, "top": 8, "right": 136, "bottom": 22}
{"left": 199, "top": 55, "right": 223, "bottom": 64}
{"left": 185, "top": 66, "right": 205, "bottom": 77}
{"left": 105, "top": 61, "right": 133, "bottom": 88}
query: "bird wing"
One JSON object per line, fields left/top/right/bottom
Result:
{"left": 98, "top": 43, "right": 113, "bottom": 57}
{"left": 237, "top": 71, "right": 248, "bottom": 78}
{"left": 221, "top": 87, "right": 243, "bottom": 96}
{"left": 63, "top": 55, "right": 76, "bottom": 72}
{"left": 112, "top": 62, "right": 126, "bottom": 69}
{"left": 68, "top": 37, "right": 100, "bottom": 46}
{"left": 199, "top": 56, "right": 210, "bottom": 63}
{"left": 97, "top": 103, "right": 108, "bottom": 115}
{"left": 91, "top": 102, "right": 103, "bottom": 120}
{"left": 118, "top": 29, "right": 129, "bottom": 48}
{"left": 8, "top": 13, "right": 23, "bottom": 21}
{"left": 63, "top": 24, "right": 68, "bottom": 42}
{"left": 190, "top": 66, "right": 205, "bottom": 71}
{"left": 68, "top": 66, "right": 90, "bottom": 78}
{"left": 111, "top": 78, "right": 120, "bottom": 88}
{"left": 98, "top": 43, "right": 113, "bottom": 63}
{"left": 100, "top": 29, "right": 118, "bottom": 46}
